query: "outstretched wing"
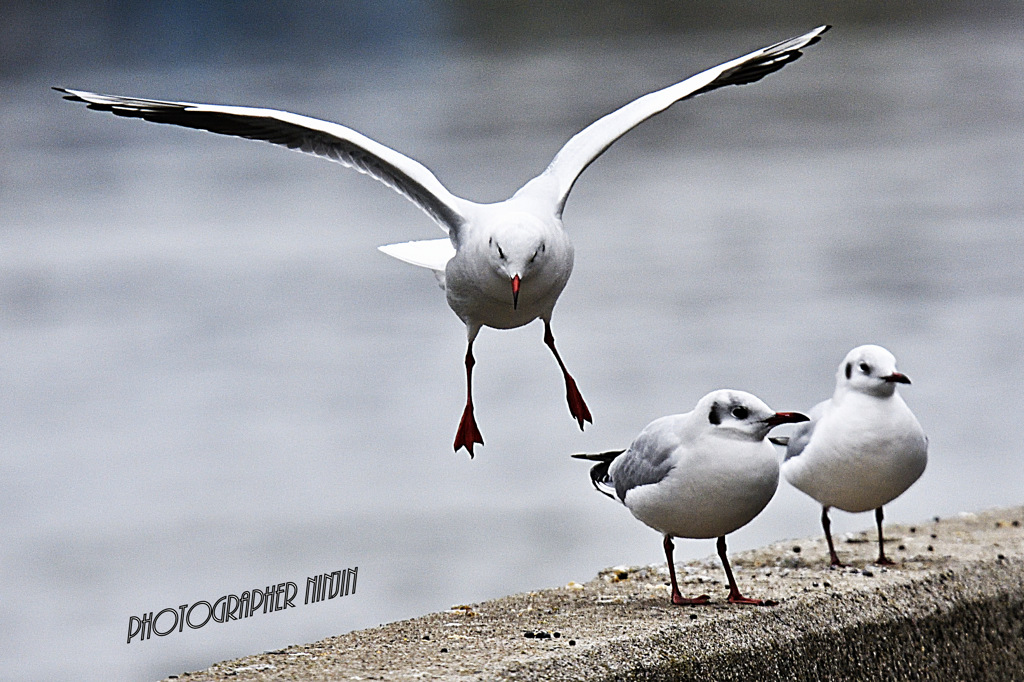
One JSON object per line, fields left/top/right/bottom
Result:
{"left": 530, "top": 25, "right": 830, "bottom": 216}
{"left": 55, "top": 88, "right": 470, "bottom": 233}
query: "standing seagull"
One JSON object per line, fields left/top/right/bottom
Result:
{"left": 574, "top": 390, "right": 807, "bottom": 605}
{"left": 780, "top": 345, "right": 928, "bottom": 567}
{"left": 56, "top": 26, "right": 828, "bottom": 456}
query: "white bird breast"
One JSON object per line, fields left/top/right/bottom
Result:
{"left": 623, "top": 441, "right": 780, "bottom": 539}
{"left": 444, "top": 231, "right": 573, "bottom": 331}
{"left": 783, "top": 398, "right": 928, "bottom": 513}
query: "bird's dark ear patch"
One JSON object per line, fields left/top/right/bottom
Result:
{"left": 845, "top": 362, "right": 852, "bottom": 380}
{"left": 708, "top": 402, "right": 721, "bottom": 425}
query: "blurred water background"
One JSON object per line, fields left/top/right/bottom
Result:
{"left": 2, "top": 1, "right": 1023, "bottom": 679}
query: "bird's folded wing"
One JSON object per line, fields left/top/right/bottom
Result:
{"left": 782, "top": 399, "right": 829, "bottom": 460}
{"left": 782, "top": 420, "right": 815, "bottom": 461}
{"left": 534, "top": 25, "right": 830, "bottom": 216}
{"left": 608, "top": 435, "right": 676, "bottom": 500}
{"left": 54, "top": 88, "right": 470, "bottom": 233}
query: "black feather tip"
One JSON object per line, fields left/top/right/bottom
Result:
{"left": 572, "top": 450, "right": 624, "bottom": 500}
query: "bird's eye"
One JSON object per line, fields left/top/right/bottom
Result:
{"left": 859, "top": 362, "right": 871, "bottom": 374}
{"left": 497, "top": 246, "right": 506, "bottom": 260}
{"left": 731, "top": 406, "right": 749, "bottom": 420}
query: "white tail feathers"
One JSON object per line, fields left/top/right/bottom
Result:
{"left": 378, "top": 238, "right": 455, "bottom": 289}
{"left": 378, "top": 238, "right": 455, "bottom": 272}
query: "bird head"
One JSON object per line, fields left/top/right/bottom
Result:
{"left": 486, "top": 225, "right": 549, "bottom": 310}
{"left": 700, "top": 389, "right": 809, "bottom": 442}
{"left": 836, "top": 344, "right": 911, "bottom": 399}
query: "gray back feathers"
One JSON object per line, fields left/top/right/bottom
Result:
{"left": 609, "top": 436, "right": 676, "bottom": 501}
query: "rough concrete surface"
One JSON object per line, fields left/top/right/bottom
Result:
{"left": 163, "top": 507, "right": 1024, "bottom": 681}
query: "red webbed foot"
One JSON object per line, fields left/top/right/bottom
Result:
{"left": 454, "top": 404, "right": 484, "bottom": 457}
{"left": 672, "top": 593, "right": 711, "bottom": 606}
{"left": 565, "top": 375, "right": 592, "bottom": 429}
{"left": 728, "top": 593, "right": 778, "bottom": 606}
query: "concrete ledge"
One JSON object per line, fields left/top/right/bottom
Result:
{"left": 167, "top": 507, "right": 1024, "bottom": 681}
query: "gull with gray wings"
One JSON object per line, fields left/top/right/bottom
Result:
{"left": 777, "top": 345, "right": 928, "bottom": 567}
{"left": 575, "top": 390, "right": 808, "bottom": 606}
{"left": 56, "top": 26, "right": 828, "bottom": 455}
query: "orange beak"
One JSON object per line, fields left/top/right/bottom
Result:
{"left": 512, "top": 274, "right": 520, "bottom": 309}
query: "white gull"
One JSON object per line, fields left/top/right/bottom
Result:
{"left": 56, "top": 25, "right": 828, "bottom": 456}
{"left": 779, "top": 345, "right": 928, "bottom": 566}
{"left": 575, "top": 389, "right": 808, "bottom": 605}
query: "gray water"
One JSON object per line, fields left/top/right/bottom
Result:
{"left": 2, "top": 19, "right": 1024, "bottom": 681}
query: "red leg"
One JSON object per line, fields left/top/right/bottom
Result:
{"left": 543, "top": 320, "right": 592, "bottom": 429}
{"left": 665, "top": 536, "right": 710, "bottom": 605}
{"left": 822, "top": 506, "right": 845, "bottom": 567}
{"left": 874, "top": 506, "right": 896, "bottom": 566}
{"left": 453, "top": 340, "right": 484, "bottom": 457}
{"left": 718, "top": 536, "right": 777, "bottom": 606}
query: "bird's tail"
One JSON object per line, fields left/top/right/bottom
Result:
{"left": 571, "top": 450, "right": 624, "bottom": 500}
{"left": 378, "top": 238, "right": 454, "bottom": 289}
{"left": 768, "top": 436, "right": 790, "bottom": 447}
{"left": 378, "top": 238, "right": 454, "bottom": 272}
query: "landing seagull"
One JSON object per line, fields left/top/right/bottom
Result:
{"left": 574, "top": 390, "right": 808, "bottom": 606}
{"left": 56, "top": 25, "right": 828, "bottom": 456}
{"left": 777, "top": 345, "right": 928, "bottom": 567}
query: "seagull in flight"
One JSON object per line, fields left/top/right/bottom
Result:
{"left": 56, "top": 25, "right": 828, "bottom": 456}
{"left": 575, "top": 390, "right": 808, "bottom": 606}
{"left": 778, "top": 345, "right": 928, "bottom": 567}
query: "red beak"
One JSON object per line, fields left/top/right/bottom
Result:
{"left": 511, "top": 274, "right": 520, "bottom": 309}
{"left": 764, "top": 411, "right": 810, "bottom": 427}
{"left": 884, "top": 372, "right": 911, "bottom": 384}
